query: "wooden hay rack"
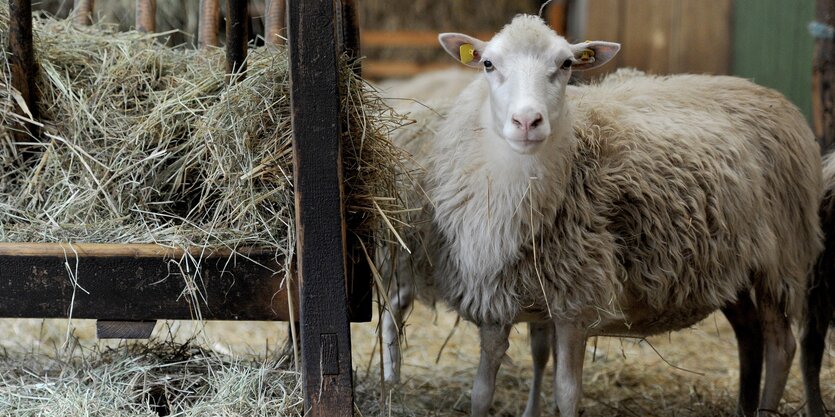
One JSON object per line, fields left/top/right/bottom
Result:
{"left": 4, "top": 0, "right": 365, "bottom": 415}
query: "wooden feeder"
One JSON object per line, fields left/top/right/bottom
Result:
{"left": 3, "top": 0, "right": 366, "bottom": 415}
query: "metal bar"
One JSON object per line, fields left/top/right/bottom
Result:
{"left": 265, "top": 0, "right": 286, "bottom": 45}
{"left": 198, "top": 0, "right": 220, "bottom": 48}
{"left": 339, "top": 0, "right": 361, "bottom": 74}
{"left": 73, "top": 0, "right": 95, "bottom": 26}
{"left": 225, "top": 0, "right": 248, "bottom": 79}
{"left": 135, "top": 0, "right": 156, "bottom": 33}
{"left": 288, "top": 0, "right": 355, "bottom": 414}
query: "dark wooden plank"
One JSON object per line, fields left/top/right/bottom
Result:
{"left": 73, "top": 0, "right": 95, "bottom": 25}
{"left": 8, "top": 0, "right": 39, "bottom": 150}
{"left": 814, "top": 0, "right": 835, "bottom": 150}
{"left": 288, "top": 0, "right": 355, "bottom": 414}
{"left": 338, "top": 0, "right": 371, "bottom": 322}
{"left": 226, "top": 0, "right": 249, "bottom": 78}
{"left": 0, "top": 244, "right": 297, "bottom": 321}
{"left": 135, "top": 0, "right": 156, "bottom": 33}
{"left": 199, "top": 0, "right": 220, "bottom": 48}
{"left": 97, "top": 320, "right": 157, "bottom": 339}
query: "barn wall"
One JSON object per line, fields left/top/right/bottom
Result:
{"left": 581, "top": 0, "right": 733, "bottom": 78}
{"left": 733, "top": 0, "right": 815, "bottom": 121}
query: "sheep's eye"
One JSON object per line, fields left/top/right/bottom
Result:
{"left": 483, "top": 60, "right": 495, "bottom": 72}
{"left": 561, "top": 59, "right": 573, "bottom": 70}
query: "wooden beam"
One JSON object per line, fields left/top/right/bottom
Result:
{"left": 73, "top": 0, "right": 95, "bottom": 26}
{"left": 547, "top": 0, "right": 567, "bottom": 34}
{"left": 97, "top": 320, "right": 156, "bottom": 339}
{"left": 226, "top": 0, "right": 249, "bottom": 79}
{"left": 8, "top": 0, "right": 38, "bottom": 152}
{"left": 198, "top": 0, "right": 220, "bottom": 48}
{"left": 288, "top": 0, "right": 354, "bottom": 414}
{"left": 0, "top": 244, "right": 297, "bottom": 321}
{"left": 265, "top": 0, "right": 286, "bottom": 45}
{"left": 135, "top": 0, "right": 156, "bottom": 33}
{"left": 814, "top": 0, "right": 835, "bottom": 151}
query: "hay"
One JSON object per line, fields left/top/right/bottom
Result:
{"left": 0, "top": 4, "right": 406, "bottom": 260}
{"left": 0, "top": 339, "right": 304, "bottom": 416}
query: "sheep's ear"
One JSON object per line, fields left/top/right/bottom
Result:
{"left": 569, "top": 41, "right": 620, "bottom": 71}
{"left": 438, "top": 33, "right": 487, "bottom": 68}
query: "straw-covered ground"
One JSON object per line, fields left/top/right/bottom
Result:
{"left": 0, "top": 305, "right": 832, "bottom": 416}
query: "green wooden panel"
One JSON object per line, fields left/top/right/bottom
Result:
{"left": 733, "top": 0, "right": 815, "bottom": 121}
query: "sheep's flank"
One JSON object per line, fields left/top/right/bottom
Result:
{"left": 0, "top": 3, "right": 406, "bottom": 260}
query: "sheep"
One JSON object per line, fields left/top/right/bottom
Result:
{"left": 802, "top": 153, "right": 835, "bottom": 417}
{"left": 421, "top": 14, "right": 821, "bottom": 417}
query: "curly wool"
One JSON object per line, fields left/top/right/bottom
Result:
{"left": 427, "top": 71, "right": 822, "bottom": 328}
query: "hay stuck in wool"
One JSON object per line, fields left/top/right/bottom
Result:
{"left": 0, "top": 3, "right": 406, "bottom": 259}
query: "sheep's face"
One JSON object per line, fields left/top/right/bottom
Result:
{"left": 440, "top": 15, "right": 619, "bottom": 155}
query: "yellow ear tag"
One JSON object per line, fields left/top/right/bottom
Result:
{"left": 459, "top": 43, "right": 475, "bottom": 64}
{"left": 580, "top": 49, "right": 595, "bottom": 61}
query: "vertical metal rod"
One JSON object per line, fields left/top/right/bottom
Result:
{"left": 135, "top": 0, "right": 156, "bottom": 33}
{"left": 73, "top": 0, "right": 95, "bottom": 26}
{"left": 265, "top": 0, "right": 286, "bottom": 45}
{"left": 226, "top": 0, "right": 248, "bottom": 79}
{"left": 8, "top": 0, "right": 38, "bottom": 128}
{"left": 198, "top": 0, "right": 220, "bottom": 48}
{"left": 339, "top": 0, "right": 361, "bottom": 75}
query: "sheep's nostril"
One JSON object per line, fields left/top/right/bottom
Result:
{"left": 512, "top": 117, "right": 523, "bottom": 128}
{"left": 530, "top": 114, "right": 543, "bottom": 129}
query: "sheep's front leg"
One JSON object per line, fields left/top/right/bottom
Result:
{"left": 758, "top": 294, "right": 795, "bottom": 416}
{"left": 721, "top": 291, "right": 763, "bottom": 417}
{"left": 382, "top": 281, "right": 414, "bottom": 384}
{"left": 471, "top": 323, "right": 511, "bottom": 417}
{"left": 522, "top": 322, "right": 553, "bottom": 417}
{"left": 553, "top": 322, "right": 586, "bottom": 417}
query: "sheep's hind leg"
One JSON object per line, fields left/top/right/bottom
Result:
{"left": 800, "top": 283, "right": 833, "bottom": 417}
{"left": 522, "top": 322, "right": 553, "bottom": 417}
{"left": 553, "top": 322, "right": 586, "bottom": 417}
{"left": 757, "top": 293, "right": 796, "bottom": 416}
{"left": 471, "top": 323, "right": 511, "bottom": 417}
{"left": 721, "top": 291, "right": 763, "bottom": 417}
{"left": 382, "top": 280, "right": 414, "bottom": 384}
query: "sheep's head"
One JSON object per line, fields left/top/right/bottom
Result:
{"left": 439, "top": 15, "right": 619, "bottom": 154}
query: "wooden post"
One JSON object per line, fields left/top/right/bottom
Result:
{"left": 226, "top": 0, "right": 248, "bottom": 78}
{"left": 73, "top": 0, "right": 95, "bottom": 26}
{"left": 135, "top": 0, "right": 156, "bottom": 33}
{"left": 265, "top": 0, "right": 286, "bottom": 45}
{"left": 199, "top": 0, "right": 220, "bottom": 48}
{"left": 8, "top": 0, "right": 38, "bottom": 144}
{"left": 288, "top": 0, "right": 355, "bottom": 415}
{"left": 814, "top": 0, "right": 835, "bottom": 151}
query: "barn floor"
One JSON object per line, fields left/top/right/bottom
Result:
{"left": 0, "top": 302, "right": 832, "bottom": 416}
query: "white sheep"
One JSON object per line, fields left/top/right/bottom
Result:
{"left": 415, "top": 15, "right": 820, "bottom": 417}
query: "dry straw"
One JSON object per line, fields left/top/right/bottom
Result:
{"left": 0, "top": 2, "right": 407, "bottom": 262}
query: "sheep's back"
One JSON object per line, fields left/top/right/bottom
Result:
{"left": 568, "top": 74, "right": 821, "bottom": 320}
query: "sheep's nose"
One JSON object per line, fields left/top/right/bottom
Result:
{"left": 511, "top": 112, "right": 543, "bottom": 132}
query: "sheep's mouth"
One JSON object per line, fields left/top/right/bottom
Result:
{"left": 507, "top": 138, "right": 546, "bottom": 154}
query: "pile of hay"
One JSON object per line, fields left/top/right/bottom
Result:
{"left": 0, "top": 3, "right": 405, "bottom": 260}
{"left": 0, "top": 338, "right": 304, "bottom": 415}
